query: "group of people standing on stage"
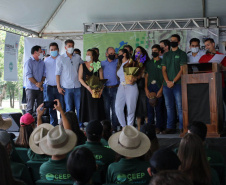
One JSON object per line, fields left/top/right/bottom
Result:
{"left": 24, "top": 34, "right": 226, "bottom": 134}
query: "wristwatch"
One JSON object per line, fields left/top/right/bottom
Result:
{"left": 172, "top": 81, "right": 175, "bottom": 84}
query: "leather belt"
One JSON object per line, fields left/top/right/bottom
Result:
{"left": 48, "top": 85, "right": 57, "bottom": 88}
{"left": 106, "top": 84, "right": 119, "bottom": 88}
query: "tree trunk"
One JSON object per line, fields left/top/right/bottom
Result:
{"left": 0, "top": 85, "right": 7, "bottom": 107}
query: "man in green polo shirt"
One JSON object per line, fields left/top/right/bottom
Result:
{"left": 145, "top": 44, "right": 166, "bottom": 133}
{"left": 162, "top": 34, "right": 187, "bottom": 134}
{"left": 74, "top": 120, "right": 116, "bottom": 184}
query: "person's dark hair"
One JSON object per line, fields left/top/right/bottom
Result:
{"left": 152, "top": 44, "right": 161, "bottom": 52}
{"left": 106, "top": 47, "right": 114, "bottom": 54}
{"left": 149, "top": 148, "right": 181, "bottom": 175}
{"left": 15, "top": 123, "right": 34, "bottom": 148}
{"left": 178, "top": 133, "right": 211, "bottom": 185}
{"left": 187, "top": 121, "right": 207, "bottom": 142}
{"left": 132, "top": 46, "right": 151, "bottom": 62}
{"left": 189, "top": 38, "right": 200, "bottom": 46}
{"left": 49, "top": 42, "right": 59, "bottom": 49}
{"left": 31, "top": 45, "right": 41, "bottom": 55}
{"left": 101, "top": 120, "right": 112, "bottom": 141}
{"left": 160, "top": 39, "right": 171, "bottom": 50}
{"left": 171, "top": 34, "right": 181, "bottom": 42}
{"left": 0, "top": 143, "right": 24, "bottom": 185}
{"left": 87, "top": 49, "right": 98, "bottom": 62}
{"left": 149, "top": 170, "right": 193, "bottom": 185}
{"left": 67, "top": 147, "right": 96, "bottom": 185}
{"left": 60, "top": 111, "right": 86, "bottom": 146}
{"left": 65, "top": 39, "right": 74, "bottom": 45}
{"left": 74, "top": 48, "right": 81, "bottom": 54}
{"left": 204, "top": 38, "right": 215, "bottom": 43}
{"left": 92, "top": 47, "right": 99, "bottom": 53}
{"left": 123, "top": 45, "right": 133, "bottom": 54}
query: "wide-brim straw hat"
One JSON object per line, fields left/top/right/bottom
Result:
{"left": 39, "top": 125, "right": 77, "bottom": 156}
{"left": 108, "top": 125, "right": 151, "bottom": 158}
{"left": 29, "top": 124, "right": 54, "bottom": 154}
{"left": 0, "top": 115, "right": 12, "bottom": 130}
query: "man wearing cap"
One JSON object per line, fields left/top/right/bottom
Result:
{"left": 74, "top": 120, "right": 115, "bottom": 184}
{"left": 0, "top": 130, "right": 34, "bottom": 185}
{"left": 106, "top": 125, "right": 151, "bottom": 184}
{"left": 38, "top": 125, "right": 77, "bottom": 182}
{"left": 24, "top": 45, "right": 45, "bottom": 115}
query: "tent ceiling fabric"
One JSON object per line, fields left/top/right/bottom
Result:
{"left": 0, "top": 0, "right": 225, "bottom": 37}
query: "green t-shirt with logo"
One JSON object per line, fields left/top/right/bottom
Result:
{"left": 145, "top": 59, "right": 164, "bottom": 88}
{"left": 101, "top": 138, "right": 110, "bottom": 149}
{"left": 10, "top": 160, "right": 34, "bottom": 185}
{"left": 39, "top": 158, "right": 72, "bottom": 182}
{"left": 75, "top": 141, "right": 116, "bottom": 184}
{"left": 27, "top": 148, "right": 50, "bottom": 161}
{"left": 161, "top": 48, "right": 187, "bottom": 85}
{"left": 106, "top": 158, "right": 151, "bottom": 184}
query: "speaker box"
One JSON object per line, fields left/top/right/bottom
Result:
{"left": 1, "top": 112, "right": 22, "bottom": 132}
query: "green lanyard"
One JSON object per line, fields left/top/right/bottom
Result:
{"left": 154, "top": 60, "right": 156, "bottom": 64}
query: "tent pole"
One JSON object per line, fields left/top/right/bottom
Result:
{"left": 202, "top": 0, "right": 206, "bottom": 17}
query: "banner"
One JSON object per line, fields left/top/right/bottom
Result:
{"left": 83, "top": 28, "right": 219, "bottom": 61}
{"left": 4, "top": 32, "right": 20, "bottom": 81}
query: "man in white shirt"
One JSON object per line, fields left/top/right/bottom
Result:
{"left": 187, "top": 38, "right": 205, "bottom": 63}
{"left": 56, "top": 39, "right": 83, "bottom": 123}
{"left": 45, "top": 42, "right": 63, "bottom": 126}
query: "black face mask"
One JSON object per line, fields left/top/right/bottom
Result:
{"left": 160, "top": 47, "right": 164, "bottom": 54}
{"left": 118, "top": 55, "right": 124, "bottom": 60}
{"left": 108, "top": 54, "right": 115, "bottom": 60}
{"left": 152, "top": 52, "right": 159, "bottom": 58}
{"left": 170, "top": 42, "right": 178, "bottom": 48}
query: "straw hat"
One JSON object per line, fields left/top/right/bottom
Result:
{"left": 108, "top": 125, "right": 151, "bottom": 158}
{"left": 29, "top": 124, "right": 54, "bottom": 154}
{"left": 0, "top": 115, "right": 12, "bottom": 130}
{"left": 39, "top": 125, "right": 77, "bottom": 156}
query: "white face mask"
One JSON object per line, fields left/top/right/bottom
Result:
{"left": 67, "top": 47, "right": 74, "bottom": 54}
{"left": 38, "top": 53, "right": 43, "bottom": 60}
{"left": 86, "top": 56, "right": 92, "bottom": 62}
{"left": 191, "top": 47, "right": 199, "bottom": 53}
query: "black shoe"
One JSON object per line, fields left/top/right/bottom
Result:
{"left": 162, "top": 128, "right": 177, "bottom": 134}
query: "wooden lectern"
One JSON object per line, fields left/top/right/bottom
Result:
{"left": 181, "top": 63, "right": 223, "bottom": 137}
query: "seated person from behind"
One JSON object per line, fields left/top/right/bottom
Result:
{"left": 67, "top": 147, "right": 96, "bottom": 185}
{"left": 0, "top": 130, "right": 34, "bottom": 185}
{"left": 106, "top": 125, "right": 151, "bottom": 184}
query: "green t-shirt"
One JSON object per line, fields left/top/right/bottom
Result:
{"left": 101, "top": 138, "right": 110, "bottom": 149}
{"left": 161, "top": 48, "right": 187, "bottom": 85}
{"left": 27, "top": 148, "right": 50, "bottom": 161}
{"left": 211, "top": 168, "right": 220, "bottom": 185}
{"left": 10, "top": 160, "right": 34, "bottom": 185}
{"left": 75, "top": 141, "right": 115, "bottom": 184}
{"left": 106, "top": 158, "right": 151, "bottom": 184}
{"left": 39, "top": 158, "right": 72, "bottom": 182}
{"left": 145, "top": 58, "right": 164, "bottom": 88}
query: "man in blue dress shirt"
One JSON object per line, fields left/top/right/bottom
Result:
{"left": 24, "top": 45, "right": 45, "bottom": 115}
{"left": 101, "top": 47, "right": 119, "bottom": 131}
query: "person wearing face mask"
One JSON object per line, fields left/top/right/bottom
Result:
{"left": 78, "top": 49, "right": 105, "bottom": 122}
{"left": 24, "top": 45, "right": 45, "bottom": 115}
{"left": 159, "top": 39, "right": 171, "bottom": 58}
{"left": 162, "top": 34, "right": 187, "bottom": 134}
{"left": 56, "top": 39, "right": 83, "bottom": 127}
{"left": 145, "top": 44, "right": 166, "bottom": 134}
{"left": 187, "top": 38, "right": 205, "bottom": 63}
{"left": 44, "top": 42, "right": 64, "bottom": 126}
{"left": 115, "top": 49, "right": 139, "bottom": 128}
{"left": 101, "top": 47, "right": 120, "bottom": 132}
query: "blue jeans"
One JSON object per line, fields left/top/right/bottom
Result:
{"left": 147, "top": 84, "right": 166, "bottom": 130}
{"left": 46, "top": 85, "right": 61, "bottom": 126}
{"left": 63, "top": 87, "right": 81, "bottom": 125}
{"left": 102, "top": 86, "right": 119, "bottom": 130}
{"left": 163, "top": 84, "right": 183, "bottom": 129}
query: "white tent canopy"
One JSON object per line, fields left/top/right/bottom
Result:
{"left": 0, "top": 0, "right": 226, "bottom": 38}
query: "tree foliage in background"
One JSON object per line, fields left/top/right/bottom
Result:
{"left": 0, "top": 31, "right": 24, "bottom": 108}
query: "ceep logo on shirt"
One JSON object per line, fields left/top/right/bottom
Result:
{"left": 45, "top": 173, "right": 71, "bottom": 181}
{"left": 116, "top": 172, "right": 146, "bottom": 183}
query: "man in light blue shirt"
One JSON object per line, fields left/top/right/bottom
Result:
{"left": 56, "top": 39, "right": 83, "bottom": 123}
{"left": 187, "top": 38, "right": 205, "bottom": 64}
{"left": 24, "top": 45, "right": 45, "bottom": 115}
{"left": 45, "top": 42, "right": 64, "bottom": 126}
{"left": 101, "top": 47, "right": 119, "bottom": 131}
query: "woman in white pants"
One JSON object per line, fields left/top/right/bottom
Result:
{"left": 115, "top": 49, "right": 139, "bottom": 127}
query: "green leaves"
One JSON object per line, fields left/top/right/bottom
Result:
{"left": 90, "top": 61, "right": 101, "bottom": 73}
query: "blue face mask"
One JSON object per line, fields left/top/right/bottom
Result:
{"left": 50, "top": 50, "right": 58, "bottom": 57}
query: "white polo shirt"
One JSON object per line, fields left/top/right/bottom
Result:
{"left": 187, "top": 50, "right": 206, "bottom": 64}
{"left": 55, "top": 53, "right": 83, "bottom": 89}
